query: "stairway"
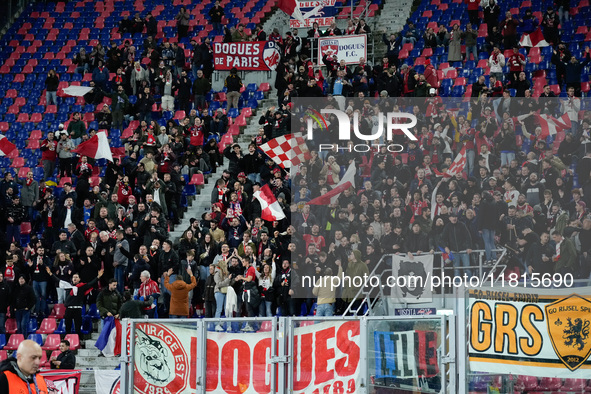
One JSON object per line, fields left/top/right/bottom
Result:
{"left": 372, "top": 0, "right": 414, "bottom": 58}
{"left": 73, "top": 332, "right": 121, "bottom": 394}
{"left": 168, "top": 92, "right": 278, "bottom": 242}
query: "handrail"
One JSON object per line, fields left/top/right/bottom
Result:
{"left": 342, "top": 248, "right": 507, "bottom": 316}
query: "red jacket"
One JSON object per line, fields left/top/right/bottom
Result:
{"left": 41, "top": 139, "right": 58, "bottom": 161}
{"left": 465, "top": 0, "right": 479, "bottom": 11}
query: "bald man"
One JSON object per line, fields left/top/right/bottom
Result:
{"left": 0, "top": 340, "right": 49, "bottom": 392}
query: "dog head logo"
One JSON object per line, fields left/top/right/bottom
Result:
{"left": 135, "top": 329, "right": 173, "bottom": 384}
{"left": 545, "top": 294, "right": 591, "bottom": 371}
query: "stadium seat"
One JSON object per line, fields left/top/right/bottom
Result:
{"left": 37, "top": 318, "right": 58, "bottom": 334}
{"left": 5, "top": 318, "right": 17, "bottom": 334}
{"left": 189, "top": 173, "right": 204, "bottom": 186}
{"left": 561, "top": 378, "right": 586, "bottom": 391}
{"left": 17, "top": 167, "right": 30, "bottom": 178}
{"left": 4, "top": 334, "right": 24, "bottom": 351}
{"left": 85, "top": 303, "right": 100, "bottom": 319}
{"left": 50, "top": 304, "right": 66, "bottom": 319}
{"left": 27, "top": 319, "right": 38, "bottom": 334}
{"left": 0, "top": 350, "right": 7, "bottom": 362}
{"left": 64, "top": 334, "right": 80, "bottom": 350}
{"left": 537, "top": 377, "right": 562, "bottom": 391}
{"left": 0, "top": 334, "right": 5, "bottom": 350}
{"left": 27, "top": 334, "right": 43, "bottom": 346}
{"left": 258, "top": 83, "right": 270, "bottom": 92}
{"left": 58, "top": 176, "right": 72, "bottom": 187}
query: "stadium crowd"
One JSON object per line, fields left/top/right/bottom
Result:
{"left": 0, "top": 0, "right": 589, "bottom": 339}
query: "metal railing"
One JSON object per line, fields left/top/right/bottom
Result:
{"left": 343, "top": 248, "right": 507, "bottom": 316}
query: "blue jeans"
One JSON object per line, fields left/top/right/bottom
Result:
{"left": 501, "top": 151, "right": 515, "bottom": 167}
{"left": 115, "top": 265, "right": 126, "bottom": 294}
{"left": 466, "top": 148, "right": 475, "bottom": 176}
{"left": 6, "top": 224, "right": 20, "bottom": 244}
{"left": 15, "top": 309, "right": 30, "bottom": 338}
{"left": 316, "top": 303, "right": 334, "bottom": 316}
{"left": 214, "top": 292, "right": 226, "bottom": 318}
{"left": 33, "top": 281, "right": 48, "bottom": 316}
{"left": 465, "top": 45, "right": 478, "bottom": 61}
{"left": 258, "top": 300, "right": 272, "bottom": 317}
{"left": 71, "top": 137, "right": 81, "bottom": 148}
{"left": 0, "top": 313, "right": 5, "bottom": 334}
{"left": 454, "top": 252, "right": 472, "bottom": 278}
{"left": 482, "top": 229, "right": 496, "bottom": 261}
{"left": 46, "top": 91, "right": 58, "bottom": 106}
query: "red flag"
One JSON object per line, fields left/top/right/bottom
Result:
{"left": 433, "top": 146, "right": 467, "bottom": 178}
{"left": 519, "top": 28, "right": 549, "bottom": 47}
{"left": 254, "top": 184, "right": 286, "bottom": 221}
{"left": 259, "top": 134, "right": 311, "bottom": 169}
{"left": 535, "top": 113, "right": 572, "bottom": 137}
{"left": 278, "top": 0, "right": 306, "bottom": 23}
{"left": 0, "top": 134, "right": 17, "bottom": 157}
{"left": 72, "top": 131, "right": 114, "bottom": 162}
{"left": 308, "top": 162, "right": 356, "bottom": 205}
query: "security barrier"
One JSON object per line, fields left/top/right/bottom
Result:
{"left": 119, "top": 315, "right": 453, "bottom": 394}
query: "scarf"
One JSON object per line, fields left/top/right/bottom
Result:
{"left": 491, "top": 51, "right": 499, "bottom": 63}
{"left": 26, "top": 178, "right": 33, "bottom": 186}
{"left": 147, "top": 133, "right": 156, "bottom": 145}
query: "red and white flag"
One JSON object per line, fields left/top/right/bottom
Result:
{"left": 278, "top": 0, "right": 306, "bottom": 24}
{"left": 0, "top": 134, "right": 17, "bottom": 157}
{"left": 259, "top": 134, "right": 311, "bottom": 169}
{"left": 72, "top": 131, "right": 114, "bottom": 162}
{"left": 254, "top": 184, "right": 286, "bottom": 221}
{"left": 519, "top": 28, "right": 549, "bottom": 47}
{"left": 535, "top": 113, "right": 572, "bottom": 137}
{"left": 308, "top": 162, "right": 356, "bottom": 205}
{"left": 433, "top": 146, "right": 467, "bottom": 178}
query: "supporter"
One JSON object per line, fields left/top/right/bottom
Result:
{"left": 0, "top": 340, "right": 50, "bottom": 392}
{"left": 208, "top": 1, "right": 224, "bottom": 35}
{"left": 50, "top": 340, "right": 76, "bottom": 370}
{"left": 542, "top": 7, "right": 560, "bottom": 45}
{"left": 225, "top": 68, "right": 242, "bottom": 110}
{"left": 96, "top": 278, "right": 122, "bottom": 330}
{"left": 482, "top": 0, "right": 500, "bottom": 35}
{"left": 0, "top": 273, "right": 8, "bottom": 334}
{"left": 137, "top": 270, "right": 159, "bottom": 317}
{"left": 499, "top": 11, "right": 520, "bottom": 49}
{"left": 488, "top": 46, "right": 505, "bottom": 81}
{"left": 164, "top": 266, "right": 196, "bottom": 318}
{"left": 354, "top": 19, "right": 371, "bottom": 35}
{"left": 175, "top": 7, "right": 190, "bottom": 39}
{"left": 74, "top": 48, "right": 90, "bottom": 74}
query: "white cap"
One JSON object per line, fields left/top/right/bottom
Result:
{"left": 59, "top": 123, "right": 64, "bottom": 129}
{"left": 429, "top": 88, "right": 437, "bottom": 95}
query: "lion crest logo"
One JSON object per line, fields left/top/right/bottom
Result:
{"left": 545, "top": 294, "right": 591, "bottom": 371}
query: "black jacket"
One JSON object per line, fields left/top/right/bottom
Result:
{"left": 441, "top": 221, "right": 473, "bottom": 251}
{"left": 52, "top": 350, "right": 76, "bottom": 370}
{"left": 12, "top": 282, "right": 35, "bottom": 311}
{"left": 53, "top": 276, "right": 99, "bottom": 308}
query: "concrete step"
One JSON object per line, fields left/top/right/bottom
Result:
{"left": 76, "top": 356, "right": 120, "bottom": 368}
{"left": 78, "top": 348, "right": 102, "bottom": 357}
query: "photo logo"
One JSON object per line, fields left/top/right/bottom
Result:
{"left": 545, "top": 294, "right": 591, "bottom": 371}
{"left": 304, "top": 107, "right": 418, "bottom": 152}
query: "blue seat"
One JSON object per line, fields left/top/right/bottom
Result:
{"left": 27, "top": 318, "right": 38, "bottom": 334}
{"left": 0, "top": 334, "right": 6, "bottom": 349}
{"left": 27, "top": 334, "right": 43, "bottom": 346}
{"left": 85, "top": 303, "right": 100, "bottom": 319}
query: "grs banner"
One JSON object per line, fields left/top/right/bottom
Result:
{"left": 40, "top": 370, "right": 82, "bottom": 394}
{"left": 131, "top": 321, "right": 359, "bottom": 393}
{"left": 468, "top": 287, "right": 591, "bottom": 378}
{"left": 289, "top": 0, "right": 336, "bottom": 28}
{"left": 213, "top": 41, "right": 281, "bottom": 71}
{"left": 373, "top": 330, "right": 439, "bottom": 380}
{"left": 390, "top": 254, "right": 433, "bottom": 304}
{"left": 317, "top": 35, "right": 366, "bottom": 64}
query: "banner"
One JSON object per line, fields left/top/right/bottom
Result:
{"left": 62, "top": 86, "right": 94, "bottom": 97}
{"left": 95, "top": 370, "right": 121, "bottom": 394}
{"left": 468, "top": 287, "right": 591, "bottom": 378}
{"left": 317, "top": 35, "right": 367, "bottom": 65}
{"left": 213, "top": 41, "right": 281, "bottom": 71}
{"left": 289, "top": 0, "right": 336, "bottom": 28}
{"left": 390, "top": 254, "right": 433, "bottom": 304}
{"left": 131, "top": 320, "right": 359, "bottom": 393}
{"left": 373, "top": 330, "right": 439, "bottom": 380}
{"left": 40, "top": 370, "right": 82, "bottom": 394}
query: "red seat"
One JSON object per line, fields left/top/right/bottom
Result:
{"left": 64, "top": 334, "right": 80, "bottom": 350}
{"left": 241, "top": 107, "right": 252, "bottom": 118}
{"left": 89, "top": 176, "right": 101, "bottom": 187}
{"left": 215, "top": 92, "right": 226, "bottom": 101}
{"left": 30, "top": 113, "right": 42, "bottom": 123}
{"left": 5, "top": 318, "right": 17, "bottom": 334}
{"left": 50, "top": 304, "right": 66, "bottom": 319}
{"left": 45, "top": 105, "right": 57, "bottom": 114}
{"left": 0, "top": 350, "right": 6, "bottom": 362}
{"left": 445, "top": 69, "right": 458, "bottom": 79}
{"left": 41, "top": 333, "right": 61, "bottom": 350}
{"left": 4, "top": 334, "right": 24, "bottom": 351}
{"left": 0, "top": 122, "right": 8, "bottom": 132}
{"left": 10, "top": 157, "right": 25, "bottom": 168}
{"left": 37, "top": 318, "right": 58, "bottom": 335}
{"left": 259, "top": 321, "right": 273, "bottom": 332}
{"left": 83, "top": 112, "right": 94, "bottom": 122}
{"left": 550, "top": 84, "right": 561, "bottom": 95}
{"left": 234, "top": 114, "right": 246, "bottom": 127}
{"left": 17, "top": 167, "right": 30, "bottom": 178}
{"left": 258, "top": 82, "right": 270, "bottom": 92}
{"left": 174, "top": 110, "right": 185, "bottom": 120}
{"left": 58, "top": 177, "right": 72, "bottom": 187}
{"left": 16, "top": 113, "right": 29, "bottom": 123}
{"left": 453, "top": 77, "right": 466, "bottom": 86}
{"left": 398, "top": 49, "right": 409, "bottom": 59}
{"left": 5, "top": 89, "right": 17, "bottom": 98}
{"left": 13, "top": 74, "right": 25, "bottom": 83}
{"left": 189, "top": 174, "right": 204, "bottom": 186}
{"left": 422, "top": 48, "right": 433, "bottom": 57}
{"left": 40, "top": 351, "right": 50, "bottom": 368}
{"left": 477, "top": 59, "right": 489, "bottom": 68}
{"left": 27, "top": 139, "right": 40, "bottom": 150}
{"left": 537, "top": 377, "right": 562, "bottom": 391}
{"left": 29, "top": 130, "right": 42, "bottom": 140}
